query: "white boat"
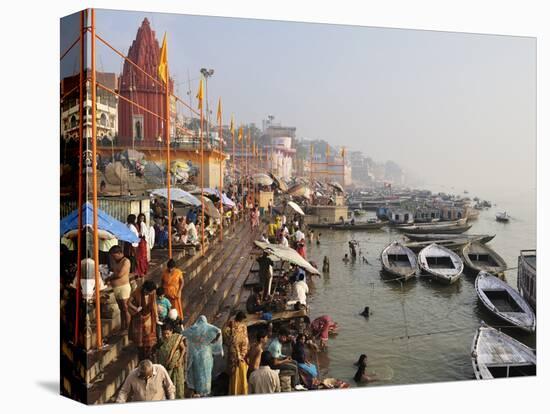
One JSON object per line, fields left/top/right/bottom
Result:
{"left": 471, "top": 324, "right": 536, "bottom": 380}
{"left": 496, "top": 212, "right": 510, "bottom": 222}
{"left": 475, "top": 271, "right": 536, "bottom": 332}
{"left": 380, "top": 241, "right": 418, "bottom": 281}
{"left": 418, "top": 243, "right": 463, "bottom": 284}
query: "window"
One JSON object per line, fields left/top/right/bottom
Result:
{"left": 132, "top": 115, "right": 144, "bottom": 141}
{"left": 70, "top": 115, "right": 77, "bottom": 129}
{"left": 100, "top": 113, "right": 108, "bottom": 127}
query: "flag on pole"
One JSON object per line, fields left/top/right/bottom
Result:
{"left": 158, "top": 33, "right": 168, "bottom": 84}
{"left": 216, "top": 98, "right": 222, "bottom": 123}
{"left": 196, "top": 79, "right": 204, "bottom": 110}
{"left": 238, "top": 126, "right": 243, "bottom": 142}
{"left": 230, "top": 115, "right": 235, "bottom": 135}
{"left": 325, "top": 143, "right": 330, "bottom": 159}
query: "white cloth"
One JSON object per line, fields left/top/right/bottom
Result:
{"left": 71, "top": 258, "right": 107, "bottom": 301}
{"left": 281, "top": 236, "right": 289, "bottom": 248}
{"left": 249, "top": 366, "right": 281, "bottom": 394}
{"left": 294, "top": 230, "right": 305, "bottom": 242}
{"left": 293, "top": 280, "right": 309, "bottom": 305}
{"left": 127, "top": 223, "right": 139, "bottom": 247}
{"left": 186, "top": 222, "right": 198, "bottom": 243}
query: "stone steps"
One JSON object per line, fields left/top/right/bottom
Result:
{"left": 182, "top": 226, "right": 260, "bottom": 326}
{"left": 208, "top": 227, "right": 265, "bottom": 326}
{"left": 210, "top": 254, "right": 256, "bottom": 327}
{"left": 179, "top": 227, "right": 250, "bottom": 320}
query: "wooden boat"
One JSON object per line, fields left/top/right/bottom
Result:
{"left": 380, "top": 241, "right": 418, "bottom": 281}
{"left": 405, "top": 237, "right": 484, "bottom": 253}
{"left": 475, "top": 271, "right": 536, "bottom": 332}
{"left": 462, "top": 242, "right": 507, "bottom": 275}
{"left": 404, "top": 233, "right": 495, "bottom": 244}
{"left": 496, "top": 212, "right": 510, "bottom": 222}
{"left": 398, "top": 223, "right": 472, "bottom": 235}
{"left": 517, "top": 250, "right": 536, "bottom": 311}
{"left": 308, "top": 221, "right": 385, "bottom": 230}
{"left": 471, "top": 324, "right": 536, "bottom": 379}
{"left": 418, "top": 243, "right": 463, "bottom": 284}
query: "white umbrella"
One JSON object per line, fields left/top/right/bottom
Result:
{"left": 254, "top": 241, "right": 320, "bottom": 275}
{"left": 287, "top": 200, "right": 305, "bottom": 216}
{"left": 151, "top": 188, "right": 201, "bottom": 207}
{"left": 328, "top": 181, "right": 345, "bottom": 193}
{"left": 253, "top": 173, "right": 274, "bottom": 186}
{"left": 199, "top": 195, "right": 222, "bottom": 220}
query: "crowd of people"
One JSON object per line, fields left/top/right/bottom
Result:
{"left": 60, "top": 185, "right": 379, "bottom": 404}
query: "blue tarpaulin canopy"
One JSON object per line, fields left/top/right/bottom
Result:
{"left": 60, "top": 202, "right": 140, "bottom": 243}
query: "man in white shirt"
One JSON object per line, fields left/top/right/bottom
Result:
{"left": 249, "top": 351, "right": 281, "bottom": 394}
{"left": 293, "top": 271, "right": 309, "bottom": 305}
{"left": 294, "top": 229, "right": 305, "bottom": 242}
{"left": 116, "top": 359, "right": 175, "bottom": 402}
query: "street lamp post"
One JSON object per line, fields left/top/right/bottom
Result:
{"left": 200, "top": 68, "right": 214, "bottom": 147}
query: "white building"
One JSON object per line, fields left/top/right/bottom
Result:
{"left": 60, "top": 72, "right": 118, "bottom": 142}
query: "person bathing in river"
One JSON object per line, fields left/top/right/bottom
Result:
{"left": 342, "top": 253, "right": 350, "bottom": 263}
{"left": 354, "top": 354, "right": 376, "bottom": 383}
{"left": 322, "top": 256, "right": 330, "bottom": 272}
{"left": 311, "top": 315, "right": 338, "bottom": 350}
{"left": 316, "top": 233, "right": 322, "bottom": 245}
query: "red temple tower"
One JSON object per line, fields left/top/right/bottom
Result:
{"left": 118, "top": 18, "right": 174, "bottom": 146}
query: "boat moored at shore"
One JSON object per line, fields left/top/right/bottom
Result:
{"left": 462, "top": 241, "right": 507, "bottom": 276}
{"left": 475, "top": 271, "right": 535, "bottom": 333}
{"left": 418, "top": 243, "right": 464, "bottom": 284}
{"left": 471, "top": 324, "right": 536, "bottom": 380}
{"left": 380, "top": 241, "right": 418, "bottom": 281}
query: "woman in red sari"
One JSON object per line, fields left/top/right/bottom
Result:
{"left": 296, "top": 240, "right": 307, "bottom": 259}
{"left": 135, "top": 213, "right": 149, "bottom": 277}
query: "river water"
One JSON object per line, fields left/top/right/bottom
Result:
{"left": 306, "top": 185, "right": 536, "bottom": 387}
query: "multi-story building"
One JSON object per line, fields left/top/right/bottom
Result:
{"left": 60, "top": 71, "right": 118, "bottom": 142}
{"left": 264, "top": 121, "right": 296, "bottom": 179}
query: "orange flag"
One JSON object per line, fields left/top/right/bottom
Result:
{"left": 196, "top": 79, "right": 204, "bottom": 110}
{"left": 216, "top": 97, "right": 222, "bottom": 123}
{"left": 158, "top": 33, "right": 168, "bottom": 83}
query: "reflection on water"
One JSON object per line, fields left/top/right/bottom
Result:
{"left": 307, "top": 187, "right": 536, "bottom": 387}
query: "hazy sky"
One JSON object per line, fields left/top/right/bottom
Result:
{"left": 61, "top": 9, "right": 536, "bottom": 193}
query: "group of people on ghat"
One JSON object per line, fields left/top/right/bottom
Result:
{"left": 60, "top": 182, "right": 380, "bottom": 403}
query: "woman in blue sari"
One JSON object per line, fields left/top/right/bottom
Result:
{"left": 291, "top": 333, "right": 319, "bottom": 388}
{"left": 182, "top": 315, "right": 223, "bottom": 396}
